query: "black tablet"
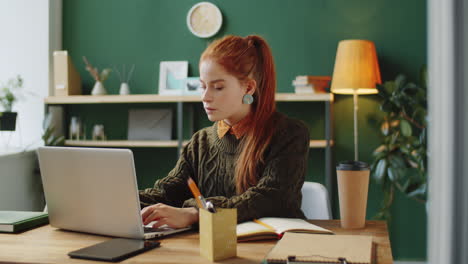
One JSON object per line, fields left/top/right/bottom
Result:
{"left": 68, "top": 238, "right": 160, "bottom": 262}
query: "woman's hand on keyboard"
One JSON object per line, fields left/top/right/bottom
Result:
{"left": 141, "top": 203, "right": 199, "bottom": 229}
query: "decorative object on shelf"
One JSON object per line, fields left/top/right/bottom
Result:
{"left": 331, "top": 39, "right": 381, "bottom": 228}
{"left": 184, "top": 77, "right": 201, "bottom": 95}
{"left": 82, "top": 56, "right": 112, "bottom": 95}
{"left": 370, "top": 67, "right": 427, "bottom": 220}
{"left": 158, "top": 61, "right": 188, "bottom": 95}
{"left": 114, "top": 64, "right": 135, "bottom": 95}
{"left": 69, "top": 116, "right": 82, "bottom": 140}
{"left": 128, "top": 109, "right": 172, "bottom": 140}
{"left": 0, "top": 75, "right": 23, "bottom": 131}
{"left": 53, "top": 51, "right": 82, "bottom": 96}
{"left": 292, "top": 76, "right": 331, "bottom": 94}
{"left": 42, "top": 112, "right": 65, "bottom": 146}
{"left": 92, "top": 124, "right": 106, "bottom": 140}
{"left": 187, "top": 2, "right": 223, "bottom": 38}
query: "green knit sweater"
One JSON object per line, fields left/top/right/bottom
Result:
{"left": 139, "top": 112, "right": 309, "bottom": 222}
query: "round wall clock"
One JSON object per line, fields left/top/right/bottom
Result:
{"left": 187, "top": 2, "right": 223, "bottom": 38}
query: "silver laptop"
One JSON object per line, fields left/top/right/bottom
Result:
{"left": 37, "top": 146, "right": 191, "bottom": 239}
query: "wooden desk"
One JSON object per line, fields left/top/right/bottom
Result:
{"left": 0, "top": 220, "right": 393, "bottom": 264}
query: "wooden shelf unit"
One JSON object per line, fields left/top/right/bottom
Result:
{"left": 45, "top": 91, "right": 334, "bottom": 207}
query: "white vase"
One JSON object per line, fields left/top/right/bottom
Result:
{"left": 119, "top": 82, "right": 130, "bottom": 95}
{"left": 91, "top": 81, "right": 107, "bottom": 95}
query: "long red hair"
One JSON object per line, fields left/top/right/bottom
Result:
{"left": 200, "top": 35, "right": 277, "bottom": 194}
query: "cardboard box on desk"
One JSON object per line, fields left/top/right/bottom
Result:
{"left": 199, "top": 208, "right": 237, "bottom": 261}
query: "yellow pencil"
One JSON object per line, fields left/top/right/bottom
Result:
{"left": 187, "top": 177, "right": 207, "bottom": 209}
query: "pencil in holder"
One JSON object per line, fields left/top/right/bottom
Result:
{"left": 199, "top": 208, "right": 237, "bottom": 261}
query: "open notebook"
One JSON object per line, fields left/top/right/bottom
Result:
{"left": 236, "top": 217, "right": 333, "bottom": 241}
{"left": 265, "top": 232, "right": 374, "bottom": 264}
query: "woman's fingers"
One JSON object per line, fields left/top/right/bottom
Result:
{"left": 141, "top": 206, "right": 152, "bottom": 221}
{"left": 151, "top": 218, "right": 168, "bottom": 229}
{"left": 141, "top": 203, "right": 198, "bottom": 228}
{"left": 144, "top": 209, "right": 163, "bottom": 225}
{"left": 141, "top": 203, "right": 165, "bottom": 224}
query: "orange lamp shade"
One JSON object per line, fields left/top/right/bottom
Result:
{"left": 330, "top": 40, "right": 381, "bottom": 95}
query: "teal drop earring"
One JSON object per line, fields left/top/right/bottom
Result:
{"left": 242, "top": 94, "right": 254, "bottom": 104}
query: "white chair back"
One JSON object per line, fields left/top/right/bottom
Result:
{"left": 301, "top": 181, "right": 332, "bottom": 220}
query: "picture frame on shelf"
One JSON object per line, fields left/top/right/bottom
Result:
{"left": 128, "top": 108, "right": 172, "bottom": 140}
{"left": 158, "top": 61, "right": 188, "bottom": 95}
{"left": 183, "top": 77, "right": 202, "bottom": 95}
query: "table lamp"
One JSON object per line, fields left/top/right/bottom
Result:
{"left": 331, "top": 40, "right": 381, "bottom": 229}
{"left": 330, "top": 39, "right": 381, "bottom": 161}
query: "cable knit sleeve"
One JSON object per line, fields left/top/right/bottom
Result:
{"left": 138, "top": 136, "right": 198, "bottom": 208}
{"left": 183, "top": 119, "right": 309, "bottom": 222}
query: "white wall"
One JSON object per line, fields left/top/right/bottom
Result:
{"left": 0, "top": 0, "right": 61, "bottom": 150}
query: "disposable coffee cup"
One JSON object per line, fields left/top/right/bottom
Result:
{"left": 336, "top": 161, "right": 370, "bottom": 229}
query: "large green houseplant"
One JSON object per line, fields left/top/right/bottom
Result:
{"left": 0, "top": 75, "right": 23, "bottom": 131}
{"left": 371, "top": 67, "right": 427, "bottom": 220}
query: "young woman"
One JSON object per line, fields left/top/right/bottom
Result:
{"left": 139, "top": 35, "right": 309, "bottom": 229}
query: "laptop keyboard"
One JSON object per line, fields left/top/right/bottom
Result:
{"left": 144, "top": 226, "right": 173, "bottom": 233}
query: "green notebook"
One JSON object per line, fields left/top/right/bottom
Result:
{"left": 0, "top": 211, "right": 49, "bottom": 233}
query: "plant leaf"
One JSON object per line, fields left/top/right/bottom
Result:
{"left": 395, "top": 74, "right": 407, "bottom": 92}
{"left": 380, "top": 121, "right": 389, "bottom": 136}
{"left": 402, "top": 82, "right": 419, "bottom": 95}
{"left": 407, "top": 183, "right": 427, "bottom": 200}
{"left": 403, "top": 167, "right": 420, "bottom": 179}
{"left": 400, "top": 119, "right": 412, "bottom": 136}
{"left": 389, "top": 155, "right": 406, "bottom": 168}
{"left": 419, "top": 128, "right": 426, "bottom": 145}
{"left": 373, "top": 159, "right": 387, "bottom": 184}
{"left": 373, "top": 145, "right": 387, "bottom": 155}
{"left": 412, "top": 107, "right": 426, "bottom": 125}
{"left": 419, "top": 65, "right": 427, "bottom": 89}
{"left": 387, "top": 166, "right": 400, "bottom": 182}
{"left": 384, "top": 81, "right": 396, "bottom": 95}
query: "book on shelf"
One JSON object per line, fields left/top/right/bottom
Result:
{"left": 236, "top": 217, "right": 333, "bottom": 242}
{"left": 295, "top": 75, "right": 331, "bottom": 83}
{"left": 294, "top": 85, "right": 315, "bottom": 94}
{"left": 264, "top": 232, "right": 373, "bottom": 264}
{"left": 0, "top": 211, "right": 49, "bottom": 233}
{"left": 293, "top": 76, "right": 331, "bottom": 93}
{"left": 293, "top": 79, "right": 310, "bottom": 86}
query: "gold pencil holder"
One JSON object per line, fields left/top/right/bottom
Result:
{"left": 199, "top": 208, "right": 237, "bottom": 261}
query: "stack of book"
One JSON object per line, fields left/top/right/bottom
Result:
{"left": 292, "top": 76, "right": 331, "bottom": 94}
{"left": 0, "top": 211, "right": 48, "bottom": 233}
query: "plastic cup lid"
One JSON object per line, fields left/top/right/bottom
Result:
{"left": 336, "top": 160, "right": 370, "bottom": 171}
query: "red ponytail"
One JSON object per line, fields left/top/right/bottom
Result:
{"left": 200, "top": 35, "right": 277, "bottom": 193}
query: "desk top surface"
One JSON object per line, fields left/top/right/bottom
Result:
{"left": 0, "top": 220, "right": 393, "bottom": 264}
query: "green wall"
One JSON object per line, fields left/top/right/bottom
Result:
{"left": 63, "top": 0, "right": 427, "bottom": 260}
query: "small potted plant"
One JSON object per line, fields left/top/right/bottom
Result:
{"left": 42, "top": 112, "right": 65, "bottom": 146}
{"left": 82, "top": 56, "right": 112, "bottom": 95}
{"left": 0, "top": 75, "right": 23, "bottom": 131}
